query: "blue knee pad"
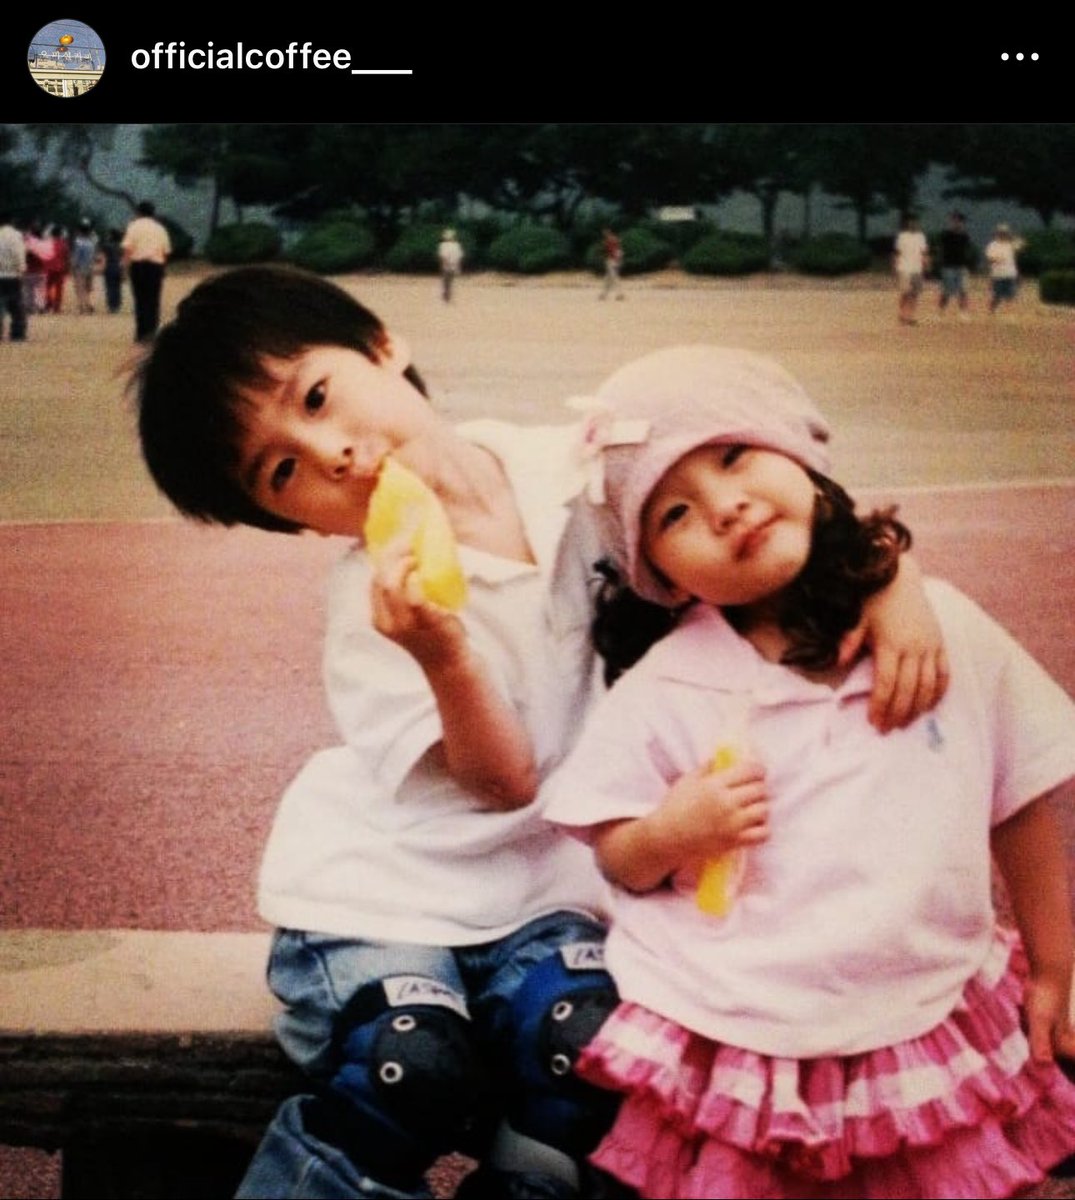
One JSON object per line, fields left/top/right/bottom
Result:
{"left": 504, "top": 941, "right": 620, "bottom": 1156}
{"left": 328, "top": 975, "right": 494, "bottom": 1173}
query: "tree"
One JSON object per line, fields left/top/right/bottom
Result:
{"left": 710, "top": 126, "right": 825, "bottom": 254}
{"left": 0, "top": 125, "right": 83, "bottom": 223}
{"left": 23, "top": 123, "right": 138, "bottom": 211}
{"left": 943, "top": 124, "right": 1075, "bottom": 226}
{"left": 268, "top": 125, "right": 476, "bottom": 244}
{"left": 140, "top": 125, "right": 312, "bottom": 235}
{"left": 809, "top": 125, "right": 943, "bottom": 241}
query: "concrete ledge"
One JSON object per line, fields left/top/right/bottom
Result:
{"left": 0, "top": 930, "right": 279, "bottom": 1034}
{"left": 0, "top": 931, "right": 300, "bottom": 1157}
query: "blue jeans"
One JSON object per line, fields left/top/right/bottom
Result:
{"left": 236, "top": 912, "right": 614, "bottom": 1199}
{"left": 940, "top": 266, "right": 967, "bottom": 304}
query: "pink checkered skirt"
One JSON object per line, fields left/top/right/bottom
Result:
{"left": 577, "top": 931, "right": 1075, "bottom": 1198}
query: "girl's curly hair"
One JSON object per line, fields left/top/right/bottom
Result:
{"left": 591, "top": 469, "right": 911, "bottom": 686}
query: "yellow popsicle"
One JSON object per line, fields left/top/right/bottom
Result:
{"left": 363, "top": 457, "right": 468, "bottom": 611}
{"left": 695, "top": 742, "right": 747, "bottom": 917}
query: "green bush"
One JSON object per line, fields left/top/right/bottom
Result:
{"left": 637, "top": 216, "right": 712, "bottom": 257}
{"left": 1039, "top": 270, "right": 1075, "bottom": 305}
{"left": 288, "top": 220, "right": 376, "bottom": 274}
{"left": 681, "top": 232, "right": 770, "bottom": 276}
{"left": 159, "top": 215, "right": 194, "bottom": 260}
{"left": 1016, "top": 228, "right": 1075, "bottom": 277}
{"left": 584, "top": 227, "right": 675, "bottom": 276}
{"left": 788, "top": 233, "right": 871, "bottom": 276}
{"left": 384, "top": 224, "right": 444, "bottom": 273}
{"left": 454, "top": 217, "right": 502, "bottom": 268}
{"left": 486, "top": 225, "right": 573, "bottom": 274}
{"left": 204, "top": 222, "right": 282, "bottom": 265}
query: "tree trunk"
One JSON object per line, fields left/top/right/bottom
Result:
{"left": 208, "top": 178, "right": 222, "bottom": 237}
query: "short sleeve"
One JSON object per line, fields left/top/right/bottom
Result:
{"left": 543, "top": 668, "right": 682, "bottom": 840}
{"left": 932, "top": 580, "right": 1075, "bottom": 823}
{"left": 322, "top": 550, "right": 443, "bottom": 794}
{"left": 989, "top": 625, "right": 1075, "bottom": 823}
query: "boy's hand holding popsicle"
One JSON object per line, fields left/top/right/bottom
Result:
{"left": 364, "top": 456, "right": 469, "bottom": 669}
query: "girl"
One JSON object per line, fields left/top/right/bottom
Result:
{"left": 545, "top": 345, "right": 1075, "bottom": 1198}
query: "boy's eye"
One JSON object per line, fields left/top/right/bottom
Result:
{"left": 720, "top": 444, "right": 746, "bottom": 468}
{"left": 270, "top": 457, "right": 296, "bottom": 492}
{"left": 305, "top": 383, "right": 326, "bottom": 413}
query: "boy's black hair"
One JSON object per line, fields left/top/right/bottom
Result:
{"left": 591, "top": 470, "right": 911, "bottom": 686}
{"left": 133, "top": 265, "right": 428, "bottom": 534}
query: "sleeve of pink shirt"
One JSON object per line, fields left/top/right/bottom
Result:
{"left": 938, "top": 581, "right": 1075, "bottom": 823}
{"left": 544, "top": 666, "right": 678, "bottom": 843}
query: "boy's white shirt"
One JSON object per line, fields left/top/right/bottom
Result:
{"left": 257, "top": 419, "right": 610, "bottom": 945}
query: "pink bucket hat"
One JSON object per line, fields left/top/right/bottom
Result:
{"left": 572, "top": 345, "right": 833, "bottom": 606}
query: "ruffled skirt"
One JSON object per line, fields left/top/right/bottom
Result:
{"left": 577, "top": 932, "right": 1075, "bottom": 1198}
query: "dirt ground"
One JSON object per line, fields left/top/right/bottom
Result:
{"left": 1, "top": 263, "right": 1072, "bottom": 524}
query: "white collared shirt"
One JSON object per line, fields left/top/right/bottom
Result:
{"left": 257, "top": 420, "right": 609, "bottom": 944}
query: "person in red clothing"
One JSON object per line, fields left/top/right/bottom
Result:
{"left": 44, "top": 225, "right": 70, "bottom": 314}
{"left": 599, "top": 228, "right": 625, "bottom": 301}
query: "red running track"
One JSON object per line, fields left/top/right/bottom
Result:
{"left": 2, "top": 482, "right": 1074, "bottom": 934}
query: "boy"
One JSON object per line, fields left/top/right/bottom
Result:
{"left": 136, "top": 265, "right": 618, "bottom": 1199}
{"left": 136, "top": 265, "right": 946, "bottom": 1198}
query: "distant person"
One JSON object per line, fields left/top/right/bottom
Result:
{"left": 0, "top": 213, "right": 28, "bottom": 342}
{"left": 71, "top": 219, "right": 98, "bottom": 314}
{"left": 599, "top": 228, "right": 625, "bottom": 300}
{"left": 101, "top": 228, "right": 124, "bottom": 314}
{"left": 985, "top": 223, "right": 1025, "bottom": 316}
{"left": 122, "top": 200, "right": 172, "bottom": 342}
{"left": 437, "top": 228, "right": 464, "bottom": 303}
{"left": 43, "top": 225, "right": 69, "bottom": 315}
{"left": 22, "top": 221, "right": 49, "bottom": 315}
{"left": 937, "top": 210, "right": 973, "bottom": 319}
{"left": 892, "top": 213, "right": 929, "bottom": 326}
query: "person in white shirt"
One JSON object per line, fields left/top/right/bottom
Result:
{"left": 0, "top": 213, "right": 28, "bottom": 341}
{"left": 985, "top": 223, "right": 1026, "bottom": 315}
{"left": 122, "top": 200, "right": 171, "bottom": 342}
{"left": 892, "top": 213, "right": 930, "bottom": 326}
{"left": 437, "top": 228, "right": 464, "bottom": 303}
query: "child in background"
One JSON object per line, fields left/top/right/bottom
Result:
{"left": 134, "top": 269, "right": 948, "bottom": 1200}
{"left": 545, "top": 345, "right": 1075, "bottom": 1199}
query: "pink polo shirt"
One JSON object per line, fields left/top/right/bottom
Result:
{"left": 545, "top": 580, "right": 1075, "bottom": 1057}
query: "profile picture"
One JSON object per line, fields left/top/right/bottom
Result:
{"left": 27, "top": 19, "right": 105, "bottom": 98}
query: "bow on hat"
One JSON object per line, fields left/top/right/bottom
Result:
{"left": 566, "top": 395, "right": 650, "bottom": 503}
